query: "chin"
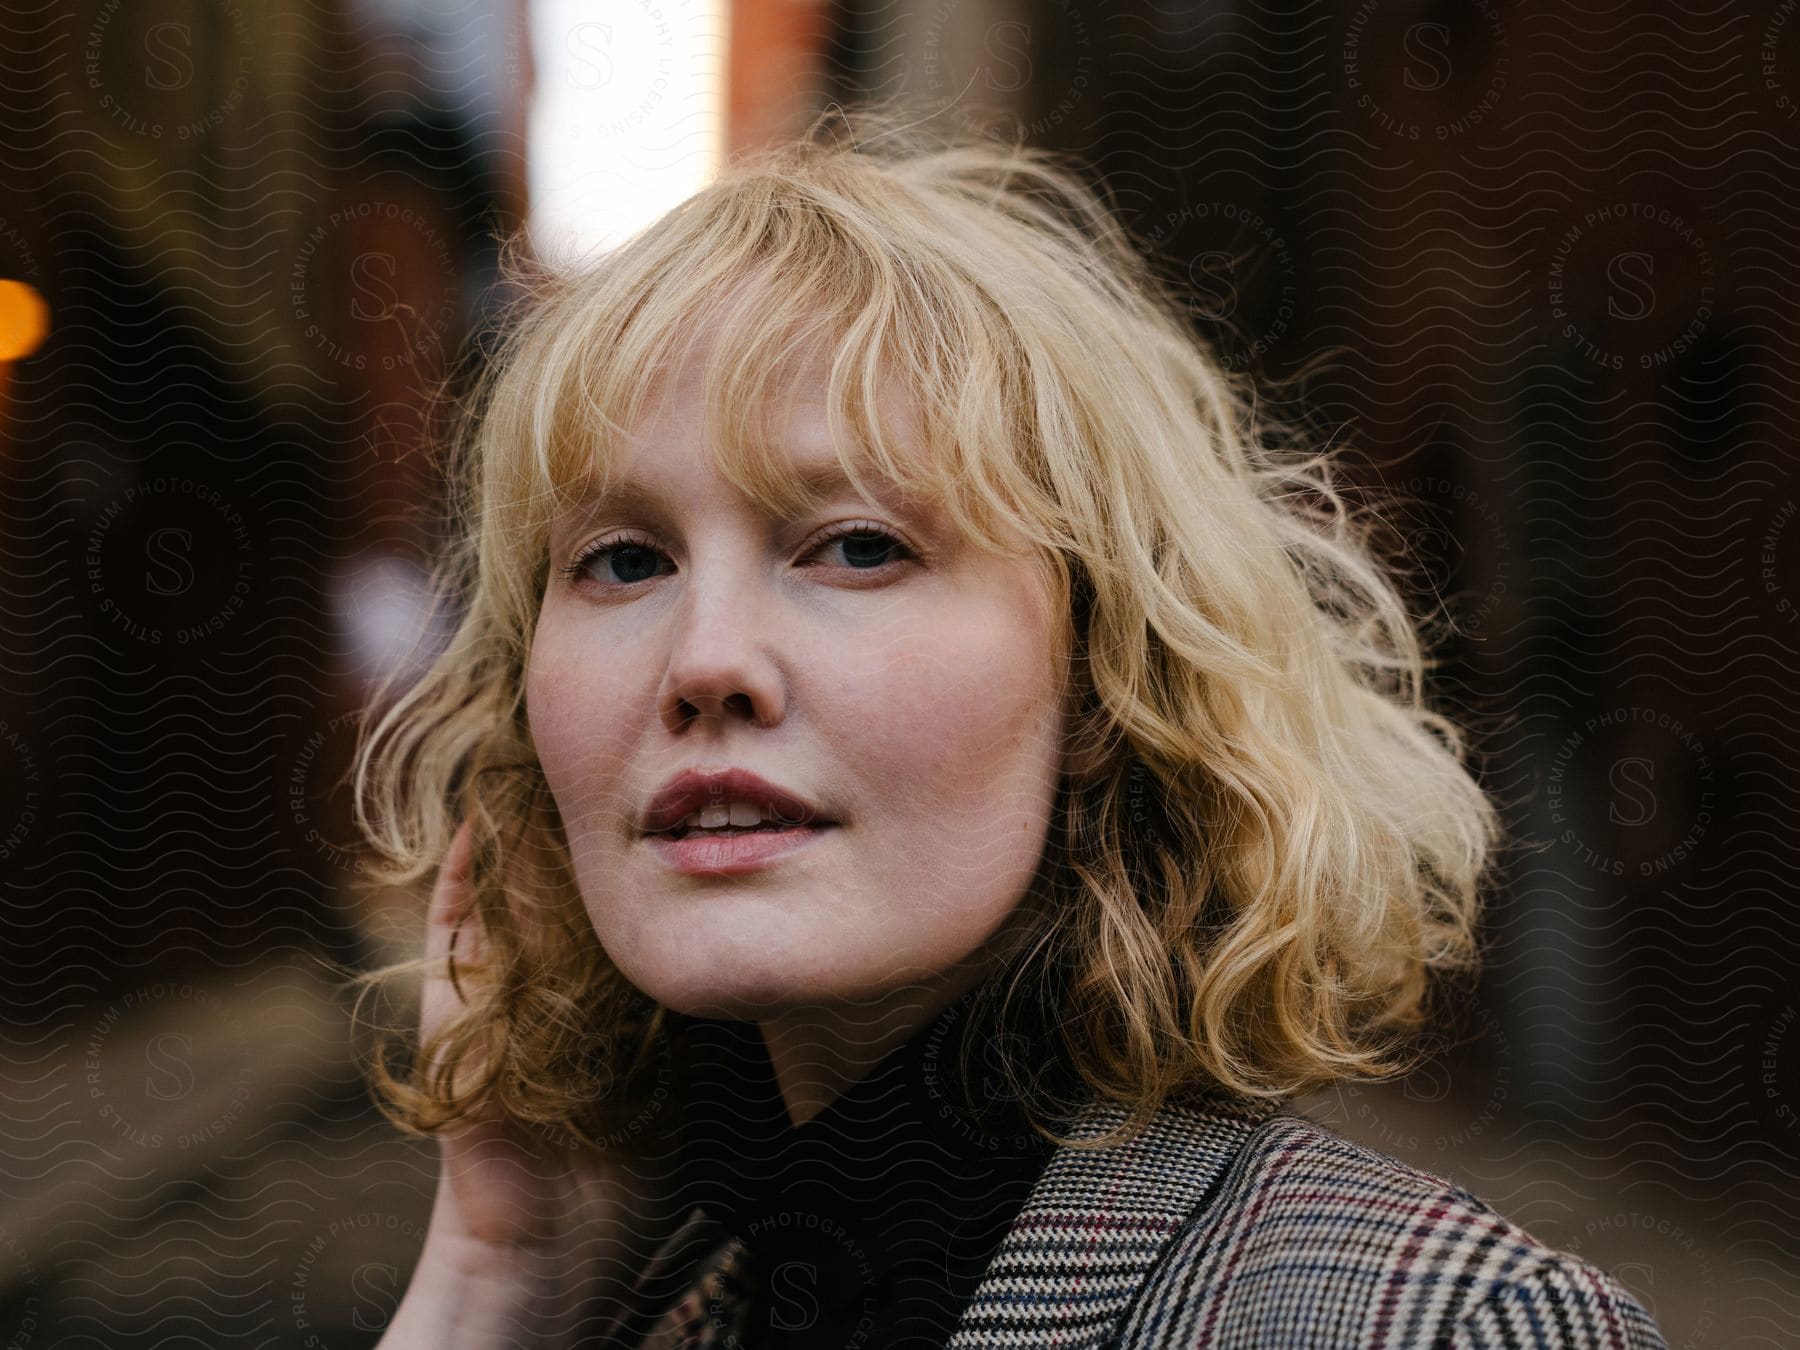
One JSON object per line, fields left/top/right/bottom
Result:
{"left": 603, "top": 934, "right": 817, "bottom": 1017}
{"left": 612, "top": 933, "right": 949, "bottom": 1020}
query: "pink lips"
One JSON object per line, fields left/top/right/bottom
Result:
{"left": 639, "top": 766, "right": 838, "bottom": 876}
{"left": 640, "top": 766, "right": 832, "bottom": 836}
{"left": 643, "top": 821, "right": 835, "bottom": 876}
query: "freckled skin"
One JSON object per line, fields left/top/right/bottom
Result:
{"left": 524, "top": 348, "right": 1072, "bottom": 1103}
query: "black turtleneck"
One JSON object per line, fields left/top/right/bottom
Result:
{"left": 648, "top": 983, "right": 1060, "bottom": 1350}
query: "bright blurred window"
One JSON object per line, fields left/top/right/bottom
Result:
{"left": 527, "top": 0, "right": 728, "bottom": 267}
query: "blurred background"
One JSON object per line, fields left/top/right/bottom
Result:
{"left": 1, "top": 0, "right": 1796, "bottom": 1344}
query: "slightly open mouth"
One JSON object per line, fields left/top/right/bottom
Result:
{"left": 656, "top": 822, "right": 832, "bottom": 841}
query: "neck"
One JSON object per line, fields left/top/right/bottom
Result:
{"left": 757, "top": 901, "right": 1047, "bottom": 1128}
{"left": 757, "top": 967, "right": 983, "bottom": 1128}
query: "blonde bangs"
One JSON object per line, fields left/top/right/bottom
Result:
{"left": 484, "top": 171, "right": 1058, "bottom": 578}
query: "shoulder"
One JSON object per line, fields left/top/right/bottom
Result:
{"left": 1124, "top": 1109, "right": 1668, "bottom": 1349}
{"left": 950, "top": 1096, "right": 1668, "bottom": 1350}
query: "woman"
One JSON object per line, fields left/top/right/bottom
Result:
{"left": 352, "top": 105, "right": 1670, "bottom": 1348}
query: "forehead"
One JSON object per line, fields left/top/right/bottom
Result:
{"left": 558, "top": 451, "right": 923, "bottom": 528}
{"left": 555, "top": 343, "right": 938, "bottom": 521}
{"left": 514, "top": 276, "right": 1031, "bottom": 566}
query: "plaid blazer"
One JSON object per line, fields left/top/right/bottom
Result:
{"left": 947, "top": 1091, "right": 1669, "bottom": 1349}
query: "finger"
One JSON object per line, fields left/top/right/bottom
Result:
{"left": 420, "top": 819, "right": 482, "bottom": 1040}
{"left": 425, "top": 818, "right": 477, "bottom": 946}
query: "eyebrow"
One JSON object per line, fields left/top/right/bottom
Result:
{"left": 568, "top": 458, "right": 914, "bottom": 520}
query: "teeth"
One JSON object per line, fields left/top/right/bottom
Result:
{"left": 678, "top": 801, "right": 785, "bottom": 831}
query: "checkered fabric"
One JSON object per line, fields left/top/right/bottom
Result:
{"left": 631, "top": 1207, "right": 759, "bottom": 1349}
{"left": 948, "top": 1096, "right": 1668, "bottom": 1349}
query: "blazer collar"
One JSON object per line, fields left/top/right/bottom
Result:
{"left": 948, "top": 1087, "right": 1283, "bottom": 1348}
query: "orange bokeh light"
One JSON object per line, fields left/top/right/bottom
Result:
{"left": 0, "top": 279, "right": 50, "bottom": 362}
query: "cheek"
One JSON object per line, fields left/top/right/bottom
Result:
{"left": 524, "top": 621, "right": 627, "bottom": 809}
{"left": 841, "top": 609, "right": 1065, "bottom": 862}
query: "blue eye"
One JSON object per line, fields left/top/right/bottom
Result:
{"left": 560, "top": 533, "right": 671, "bottom": 586}
{"left": 558, "top": 522, "right": 915, "bottom": 590}
{"left": 598, "top": 542, "right": 662, "bottom": 584}
{"left": 812, "top": 524, "right": 908, "bottom": 570}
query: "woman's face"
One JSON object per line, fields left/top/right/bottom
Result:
{"left": 525, "top": 347, "right": 1073, "bottom": 1019}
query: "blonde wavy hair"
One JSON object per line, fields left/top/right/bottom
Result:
{"left": 351, "top": 102, "right": 1503, "bottom": 1154}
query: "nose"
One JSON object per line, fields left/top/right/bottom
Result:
{"left": 655, "top": 556, "right": 786, "bottom": 735}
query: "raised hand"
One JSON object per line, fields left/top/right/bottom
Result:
{"left": 377, "top": 821, "right": 665, "bottom": 1348}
